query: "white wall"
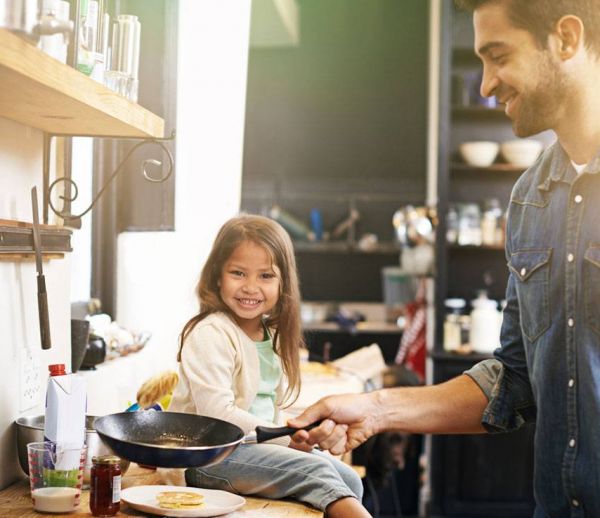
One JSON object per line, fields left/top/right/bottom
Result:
{"left": 112, "top": 2, "right": 253, "bottom": 386}
{"left": 0, "top": 120, "right": 72, "bottom": 488}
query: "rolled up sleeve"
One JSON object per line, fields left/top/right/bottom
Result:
{"left": 464, "top": 273, "right": 537, "bottom": 433}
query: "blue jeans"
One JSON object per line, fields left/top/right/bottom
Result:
{"left": 185, "top": 443, "right": 363, "bottom": 511}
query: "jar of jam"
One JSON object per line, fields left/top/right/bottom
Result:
{"left": 90, "top": 455, "right": 122, "bottom": 516}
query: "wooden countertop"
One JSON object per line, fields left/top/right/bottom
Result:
{"left": 0, "top": 465, "right": 322, "bottom": 517}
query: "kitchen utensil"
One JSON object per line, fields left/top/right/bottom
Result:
{"left": 27, "top": 441, "right": 87, "bottom": 513}
{"left": 15, "top": 415, "right": 130, "bottom": 482}
{"left": 94, "top": 411, "right": 320, "bottom": 468}
{"left": 31, "top": 186, "right": 51, "bottom": 349}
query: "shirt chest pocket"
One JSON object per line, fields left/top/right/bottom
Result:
{"left": 508, "top": 249, "right": 552, "bottom": 342}
{"left": 584, "top": 246, "right": 600, "bottom": 335}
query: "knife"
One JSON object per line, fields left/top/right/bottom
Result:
{"left": 31, "top": 187, "right": 51, "bottom": 350}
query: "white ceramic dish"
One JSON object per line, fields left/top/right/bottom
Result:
{"left": 500, "top": 139, "right": 543, "bottom": 167}
{"left": 121, "top": 485, "right": 246, "bottom": 517}
{"left": 459, "top": 141, "right": 499, "bottom": 167}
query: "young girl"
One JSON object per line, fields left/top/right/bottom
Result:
{"left": 168, "top": 214, "right": 370, "bottom": 517}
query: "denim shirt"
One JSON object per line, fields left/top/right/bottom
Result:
{"left": 465, "top": 141, "right": 600, "bottom": 517}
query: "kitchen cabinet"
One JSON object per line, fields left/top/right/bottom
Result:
{"left": 429, "top": 3, "right": 535, "bottom": 516}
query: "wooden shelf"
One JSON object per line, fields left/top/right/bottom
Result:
{"left": 294, "top": 241, "right": 401, "bottom": 254}
{"left": 0, "top": 29, "right": 164, "bottom": 138}
{"left": 450, "top": 162, "right": 525, "bottom": 174}
{"left": 448, "top": 243, "right": 504, "bottom": 251}
{"left": 430, "top": 350, "right": 493, "bottom": 362}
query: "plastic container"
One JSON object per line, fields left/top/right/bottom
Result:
{"left": 469, "top": 293, "right": 501, "bottom": 353}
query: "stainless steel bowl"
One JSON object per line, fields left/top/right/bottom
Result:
{"left": 15, "top": 415, "right": 130, "bottom": 483}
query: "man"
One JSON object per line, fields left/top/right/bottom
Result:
{"left": 290, "top": 1, "right": 600, "bottom": 515}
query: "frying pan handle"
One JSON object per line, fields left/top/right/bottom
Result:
{"left": 255, "top": 420, "right": 323, "bottom": 443}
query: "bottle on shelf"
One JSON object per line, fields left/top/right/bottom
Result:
{"left": 458, "top": 203, "right": 482, "bottom": 246}
{"left": 443, "top": 298, "right": 466, "bottom": 352}
{"left": 446, "top": 204, "right": 459, "bottom": 244}
{"left": 481, "top": 198, "right": 503, "bottom": 246}
{"left": 469, "top": 291, "right": 501, "bottom": 353}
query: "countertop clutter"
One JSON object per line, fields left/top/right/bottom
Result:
{"left": 0, "top": 464, "right": 323, "bottom": 517}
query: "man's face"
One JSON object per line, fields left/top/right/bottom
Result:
{"left": 473, "top": 2, "right": 572, "bottom": 137}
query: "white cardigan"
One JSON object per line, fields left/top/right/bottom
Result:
{"left": 169, "top": 312, "right": 290, "bottom": 446}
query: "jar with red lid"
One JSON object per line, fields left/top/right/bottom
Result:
{"left": 90, "top": 455, "right": 122, "bottom": 516}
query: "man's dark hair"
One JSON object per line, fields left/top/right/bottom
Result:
{"left": 455, "top": 0, "right": 600, "bottom": 57}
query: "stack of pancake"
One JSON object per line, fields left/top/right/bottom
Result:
{"left": 156, "top": 490, "right": 205, "bottom": 509}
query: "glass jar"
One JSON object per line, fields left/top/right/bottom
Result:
{"left": 90, "top": 455, "right": 121, "bottom": 517}
{"left": 443, "top": 298, "right": 466, "bottom": 352}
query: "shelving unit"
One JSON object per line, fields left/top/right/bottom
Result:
{"left": 428, "top": 3, "right": 536, "bottom": 516}
{"left": 450, "top": 162, "right": 525, "bottom": 174}
{"left": 293, "top": 241, "right": 400, "bottom": 254}
{"left": 0, "top": 29, "right": 164, "bottom": 138}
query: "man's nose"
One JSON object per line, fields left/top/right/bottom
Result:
{"left": 480, "top": 65, "right": 499, "bottom": 99}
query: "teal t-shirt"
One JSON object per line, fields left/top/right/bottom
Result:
{"left": 247, "top": 336, "right": 281, "bottom": 423}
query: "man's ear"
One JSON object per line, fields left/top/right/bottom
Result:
{"left": 554, "top": 15, "right": 585, "bottom": 59}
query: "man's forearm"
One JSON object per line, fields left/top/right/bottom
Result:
{"left": 373, "top": 374, "right": 489, "bottom": 434}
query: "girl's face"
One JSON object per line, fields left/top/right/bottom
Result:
{"left": 219, "top": 240, "right": 281, "bottom": 338}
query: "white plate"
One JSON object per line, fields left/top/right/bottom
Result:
{"left": 121, "top": 485, "right": 246, "bottom": 517}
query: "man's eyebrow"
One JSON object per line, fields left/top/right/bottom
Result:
{"left": 476, "top": 41, "right": 508, "bottom": 57}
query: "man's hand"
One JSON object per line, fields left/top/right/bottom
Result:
{"left": 288, "top": 393, "right": 380, "bottom": 455}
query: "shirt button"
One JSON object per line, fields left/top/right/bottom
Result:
{"left": 573, "top": 499, "right": 580, "bottom": 507}
{"left": 567, "top": 253, "right": 574, "bottom": 262}
{"left": 574, "top": 194, "right": 583, "bottom": 204}
{"left": 569, "top": 438, "right": 576, "bottom": 447}
{"left": 568, "top": 379, "right": 575, "bottom": 388}
{"left": 568, "top": 318, "right": 574, "bottom": 327}
{"left": 520, "top": 267, "right": 527, "bottom": 276}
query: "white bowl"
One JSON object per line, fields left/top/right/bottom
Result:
{"left": 500, "top": 139, "right": 543, "bottom": 168}
{"left": 459, "top": 141, "right": 499, "bottom": 167}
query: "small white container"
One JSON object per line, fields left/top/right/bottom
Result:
{"left": 459, "top": 141, "right": 499, "bottom": 167}
{"left": 470, "top": 294, "right": 501, "bottom": 353}
{"left": 500, "top": 139, "right": 543, "bottom": 168}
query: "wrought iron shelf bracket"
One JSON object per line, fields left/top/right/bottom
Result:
{"left": 44, "top": 130, "right": 176, "bottom": 227}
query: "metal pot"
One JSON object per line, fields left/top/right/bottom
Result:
{"left": 94, "top": 411, "right": 319, "bottom": 468}
{"left": 0, "top": 0, "right": 72, "bottom": 42}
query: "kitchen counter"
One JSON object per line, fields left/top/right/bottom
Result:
{"left": 0, "top": 464, "right": 323, "bottom": 517}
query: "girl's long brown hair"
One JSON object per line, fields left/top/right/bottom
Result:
{"left": 178, "top": 214, "right": 303, "bottom": 405}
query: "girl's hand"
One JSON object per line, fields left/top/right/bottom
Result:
{"left": 288, "top": 435, "right": 314, "bottom": 452}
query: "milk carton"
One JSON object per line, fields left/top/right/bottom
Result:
{"left": 44, "top": 364, "right": 86, "bottom": 469}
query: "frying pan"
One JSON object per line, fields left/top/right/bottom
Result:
{"left": 94, "top": 411, "right": 319, "bottom": 468}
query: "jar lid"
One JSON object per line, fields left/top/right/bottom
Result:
{"left": 48, "top": 364, "right": 66, "bottom": 376}
{"left": 92, "top": 455, "right": 121, "bottom": 465}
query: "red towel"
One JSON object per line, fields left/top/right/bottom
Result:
{"left": 395, "top": 278, "right": 426, "bottom": 381}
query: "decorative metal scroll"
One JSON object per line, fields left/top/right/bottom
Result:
{"left": 47, "top": 130, "right": 176, "bottom": 228}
